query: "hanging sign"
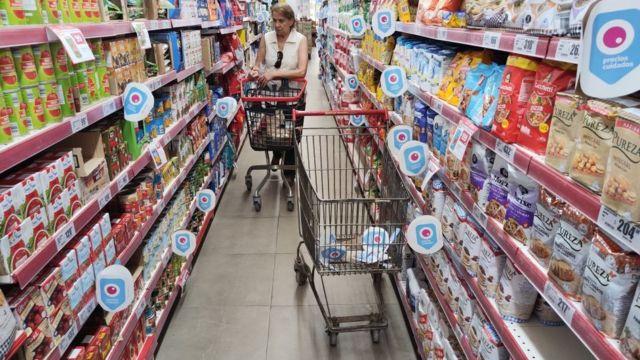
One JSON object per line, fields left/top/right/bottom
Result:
{"left": 320, "top": 246, "right": 347, "bottom": 262}
{"left": 123, "top": 82, "right": 154, "bottom": 122}
{"left": 372, "top": 8, "right": 396, "bottom": 38}
{"left": 398, "top": 140, "right": 429, "bottom": 177}
{"left": 406, "top": 215, "right": 443, "bottom": 255}
{"left": 172, "top": 230, "right": 197, "bottom": 257}
{"left": 345, "top": 74, "right": 359, "bottom": 92}
{"left": 96, "top": 265, "right": 134, "bottom": 312}
{"left": 196, "top": 189, "right": 217, "bottom": 212}
{"left": 349, "top": 15, "right": 366, "bottom": 37}
{"left": 132, "top": 21, "right": 151, "bottom": 49}
{"left": 216, "top": 97, "right": 237, "bottom": 119}
{"left": 386, "top": 125, "right": 413, "bottom": 159}
{"left": 149, "top": 141, "right": 167, "bottom": 168}
{"left": 46, "top": 25, "right": 95, "bottom": 64}
{"left": 448, "top": 118, "right": 478, "bottom": 161}
{"left": 580, "top": 0, "right": 640, "bottom": 98}
{"left": 380, "top": 66, "right": 408, "bottom": 98}
{"left": 362, "top": 227, "right": 389, "bottom": 246}
{"left": 350, "top": 114, "right": 366, "bottom": 126}
{"left": 256, "top": 11, "right": 266, "bottom": 23}
{"left": 420, "top": 154, "right": 442, "bottom": 191}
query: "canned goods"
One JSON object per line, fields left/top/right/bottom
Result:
{"left": 96, "top": 66, "right": 110, "bottom": 98}
{"left": 40, "top": 0, "right": 63, "bottom": 24}
{"left": 24, "top": 0, "right": 43, "bottom": 24}
{"left": 81, "top": 0, "right": 91, "bottom": 21}
{"left": 68, "top": 70, "right": 81, "bottom": 112}
{"left": 67, "top": 0, "right": 81, "bottom": 22}
{"left": 89, "top": 0, "right": 98, "bottom": 20}
{"left": 74, "top": 68, "right": 90, "bottom": 108}
{"left": 4, "top": 90, "right": 31, "bottom": 136}
{"left": 49, "top": 42, "right": 70, "bottom": 79}
{"left": 0, "top": 0, "right": 26, "bottom": 25}
{"left": 38, "top": 81, "right": 62, "bottom": 123}
{"left": 0, "top": 49, "right": 19, "bottom": 91}
{"left": 33, "top": 43, "right": 56, "bottom": 82}
{"left": 86, "top": 61, "right": 98, "bottom": 102}
{"left": 89, "top": 39, "right": 104, "bottom": 66}
{"left": 0, "top": 96, "right": 13, "bottom": 144}
{"left": 55, "top": 76, "right": 75, "bottom": 117}
{"left": 12, "top": 47, "right": 40, "bottom": 87}
{"left": 21, "top": 86, "right": 46, "bottom": 129}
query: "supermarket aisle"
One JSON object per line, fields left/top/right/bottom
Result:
{"left": 156, "top": 52, "right": 416, "bottom": 360}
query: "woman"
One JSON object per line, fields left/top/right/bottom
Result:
{"left": 249, "top": 3, "right": 308, "bottom": 186}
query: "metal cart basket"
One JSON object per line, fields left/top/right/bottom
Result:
{"left": 292, "top": 109, "right": 409, "bottom": 346}
{"left": 241, "top": 79, "right": 307, "bottom": 212}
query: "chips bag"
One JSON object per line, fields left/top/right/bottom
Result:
{"left": 464, "top": 63, "right": 504, "bottom": 130}
{"left": 437, "top": 51, "right": 489, "bottom": 107}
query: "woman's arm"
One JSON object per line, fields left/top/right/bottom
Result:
{"left": 258, "top": 40, "right": 308, "bottom": 84}
{"left": 250, "top": 37, "right": 267, "bottom": 78}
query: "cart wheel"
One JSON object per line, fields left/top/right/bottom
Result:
{"left": 253, "top": 197, "right": 262, "bottom": 212}
{"left": 371, "top": 330, "right": 381, "bottom": 344}
{"left": 287, "top": 200, "right": 294, "bottom": 211}
{"left": 329, "top": 332, "right": 338, "bottom": 346}
{"left": 245, "top": 176, "right": 252, "bottom": 192}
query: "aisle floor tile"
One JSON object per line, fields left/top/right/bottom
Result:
{"left": 203, "top": 217, "right": 278, "bottom": 254}
{"left": 276, "top": 216, "right": 301, "bottom": 253}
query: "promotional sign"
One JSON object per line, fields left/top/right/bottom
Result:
{"left": 420, "top": 154, "right": 442, "bottom": 191}
{"left": 46, "top": 25, "right": 95, "bottom": 64}
{"left": 123, "top": 83, "right": 154, "bottom": 122}
{"left": 349, "top": 15, "right": 366, "bottom": 37}
{"left": 172, "top": 230, "right": 197, "bottom": 257}
{"left": 448, "top": 118, "right": 478, "bottom": 161}
{"left": 321, "top": 246, "right": 347, "bottom": 262}
{"left": 196, "top": 189, "right": 217, "bottom": 212}
{"left": 345, "top": 74, "right": 359, "bottom": 92}
{"left": 398, "top": 140, "right": 429, "bottom": 177}
{"left": 580, "top": 0, "right": 640, "bottom": 98}
{"left": 386, "top": 125, "right": 412, "bottom": 159}
{"left": 380, "top": 66, "right": 408, "bottom": 98}
{"left": 350, "top": 114, "right": 366, "bottom": 126}
{"left": 96, "top": 265, "right": 134, "bottom": 312}
{"left": 362, "top": 227, "right": 389, "bottom": 246}
{"left": 406, "top": 215, "right": 443, "bottom": 255}
{"left": 216, "top": 97, "right": 237, "bottom": 119}
{"left": 256, "top": 11, "right": 266, "bottom": 23}
{"left": 149, "top": 141, "right": 168, "bottom": 168}
{"left": 372, "top": 8, "right": 396, "bottom": 38}
{"left": 132, "top": 22, "right": 151, "bottom": 49}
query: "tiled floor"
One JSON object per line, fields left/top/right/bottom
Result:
{"left": 156, "top": 52, "right": 416, "bottom": 360}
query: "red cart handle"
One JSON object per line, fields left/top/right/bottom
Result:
{"left": 293, "top": 109, "right": 388, "bottom": 121}
{"left": 240, "top": 78, "right": 307, "bottom": 103}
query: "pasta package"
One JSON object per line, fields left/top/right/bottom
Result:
{"left": 496, "top": 259, "right": 538, "bottom": 322}
{"left": 492, "top": 55, "right": 539, "bottom": 143}
{"left": 545, "top": 91, "right": 586, "bottom": 173}
{"left": 464, "top": 64, "right": 504, "bottom": 131}
{"left": 601, "top": 109, "right": 640, "bottom": 222}
{"left": 462, "top": 0, "right": 506, "bottom": 27}
{"left": 529, "top": 187, "right": 564, "bottom": 268}
{"left": 485, "top": 156, "right": 509, "bottom": 223}
{"left": 548, "top": 204, "right": 595, "bottom": 300}
{"left": 581, "top": 232, "right": 640, "bottom": 338}
{"left": 503, "top": 165, "right": 539, "bottom": 244}
{"left": 519, "top": 61, "right": 577, "bottom": 155}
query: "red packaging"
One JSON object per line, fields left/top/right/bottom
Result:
{"left": 34, "top": 267, "right": 66, "bottom": 314}
{"left": 110, "top": 220, "right": 128, "bottom": 255}
{"left": 519, "top": 61, "right": 577, "bottom": 154}
{"left": 8, "top": 286, "right": 47, "bottom": 332}
{"left": 68, "top": 236, "right": 92, "bottom": 272}
{"left": 65, "top": 346, "right": 87, "bottom": 360}
{"left": 24, "top": 321, "right": 55, "bottom": 360}
{"left": 48, "top": 305, "right": 74, "bottom": 344}
{"left": 492, "top": 55, "right": 539, "bottom": 143}
{"left": 36, "top": 151, "right": 77, "bottom": 189}
{"left": 0, "top": 172, "right": 46, "bottom": 220}
{"left": 95, "top": 326, "right": 112, "bottom": 358}
{"left": 84, "top": 345, "right": 102, "bottom": 360}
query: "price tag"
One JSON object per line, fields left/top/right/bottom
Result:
{"left": 432, "top": 98, "right": 444, "bottom": 114}
{"left": 543, "top": 281, "right": 575, "bottom": 325}
{"left": 555, "top": 39, "right": 580, "bottom": 63}
{"left": 149, "top": 141, "right": 168, "bottom": 169}
{"left": 454, "top": 326, "right": 463, "bottom": 341}
{"left": 597, "top": 206, "right": 640, "bottom": 251}
{"left": 472, "top": 204, "right": 488, "bottom": 228}
{"left": 148, "top": 20, "right": 158, "bottom": 31}
{"left": 436, "top": 27, "right": 447, "bottom": 41}
{"left": 78, "top": 297, "right": 96, "bottom": 324}
{"left": 451, "top": 181, "right": 462, "bottom": 196}
{"left": 55, "top": 223, "right": 77, "bottom": 251}
{"left": 59, "top": 322, "right": 78, "bottom": 352}
{"left": 134, "top": 299, "right": 146, "bottom": 318}
{"left": 102, "top": 99, "right": 117, "bottom": 117}
{"left": 448, "top": 120, "right": 478, "bottom": 161}
{"left": 116, "top": 172, "right": 129, "bottom": 190}
{"left": 152, "top": 77, "right": 162, "bottom": 90}
{"left": 46, "top": 25, "right": 95, "bottom": 64}
{"left": 163, "top": 252, "right": 171, "bottom": 266}
{"left": 132, "top": 22, "right": 151, "bottom": 49}
{"left": 421, "top": 155, "right": 442, "bottom": 191}
{"left": 482, "top": 31, "right": 501, "bottom": 49}
{"left": 71, "top": 113, "right": 88, "bottom": 133}
{"left": 514, "top": 34, "right": 539, "bottom": 56}
{"left": 97, "top": 189, "right": 111, "bottom": 209}
{"left": 494, "top": 138, "right": 516, "bottom": 163}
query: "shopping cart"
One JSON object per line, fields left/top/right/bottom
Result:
{"left": 241, "top": 79, "right": 307, "bottom": 212}
{"left": 292, "top": 109, "right": 409, "bottom": 346}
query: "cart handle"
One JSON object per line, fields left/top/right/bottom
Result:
{"left": 240, "top": 78, "right": 307, "bottom": 103}
{"left": 293, "top": 109, "right": 389, "bottom": 121}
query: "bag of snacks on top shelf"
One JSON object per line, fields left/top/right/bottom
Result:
{"left": 417, "top": 0, "right": 463, "bottom": 26}
{"left": 485, "top": 156, "right": 509, "bottom": 223}
{"left": 548, "top": 203, "right": 595, "bottom": 300}
{"left": 492, "top": 55, "right": 539, "bottom": 143}
{"left": 468, "top": 142, "right": 496, "bottom": 207}
{"left": 534, "top": 296, "right": 564, "bottom": 326}
{"left": 462, "top": 0, "right": 504, "bottom": 27}
{"left": 569, "top": 0, "right": 597, "bottom": 37}
{"left": 477, "top": 236, "right": 507, "bottom": 297}
{"left": 545, "top": 91, "right": 586, "bottom": 174}
{"left": 503, "top": 164, "right": 539, "bottom": 244}
{"left": 519, "top": 60, "right": 577, "bottom": 155}
{"left": 621, "top": 284, "right": 640, "bottom": 359}
{"left": 437, "top": 51, "right": 490, "bottom": 108}
{"left": 485, "top": 0, "right": 527, "bottom": 29}
{"left": 601, "top": 108, "right": 640, "bottom": 222}
{"left": 522, "top": 0, "right": 573, "bottom": 36}
{"left": 581, "top": 232, "right": 640, "bottom": 338}
{"left": 529, "top": 187, "right": 564, "bottom": 268}
{"left": 496, "top": 258, "right": 538, "bottom": 322}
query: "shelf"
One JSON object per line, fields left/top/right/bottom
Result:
{"left": 392, "top": 275, "right": 426, "bottom": 360}
{"left": 170, "top": 18, "right": 202, "bottom": 28}
{"left": 176, "top": 63, "right": 203, "bottom": 82}
{"left": 546, "top": 37, "right": 581, "bottom": 64}
{"left": 202, "top": 20, "right": 222, "bottom": 28}
{"left": 220, "top": 24, "right": 244, "bottom": 34}
{"left": 1, "top": 101, "right": 205, "bottom": 288}
{"left": 0, "top": 69, "right": 177, "bottom": 174}
{"left": 326, "top": 25, "right": 361, "bottom": 39}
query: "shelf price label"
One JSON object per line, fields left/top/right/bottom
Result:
{"left": 59, "top": 322, "right": 79, "bottom": 353}
{"left": 135, "top": 298, "right": 146, "bottom": 318}
{"left": 555, "top": 39, "right": 580, "bottom": 63}
{"left": 102, "top": 99, "right": 117, "bottom": 117}
{"left": 472, "top": 204, "right": 488, "bottom": 228}
{"left": 597, "top": 205, "right": 640, "bottom": 252}
{"left": 78, "top": 297, "right": 96, "bottom": 324}
{"left": 543, "top": 281, "right": 575, "bottom": 325}
{"left": 98, "top": 189, "right": 111, "bottom": 209}
{"left": 55, "top": 223, "right": 77, "bottom": 251}
{"left": 494, "top": 138, "right": 516, "bottom": 163}
{"left": 436, "top": 27, "right": 447, "bottom": 41}
{"left": 482, "top": 31, "right": 501, "bottom": 49}
{"left": 46, "top": 25, "right": 95, "bottom": 64}
{"left": 71, "top": 113, "right": 88, "bottom": 133}
{"left": 132, "top": 21, "right": 151, "bottom": 49}
{"left": 431, "top": 98, "right": 444, "bottom": 114}
{"left": 116, "top": 172, "right": 129, "bottom": 190}
{"left": 514, "top": 34, "right": 539, "bottom": 56}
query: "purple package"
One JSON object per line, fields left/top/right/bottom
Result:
{"left": 504, "top": 165, "right": 539, "bottom": 244}
{"left": 485, "top": 156, "right": 509, "bottom": 223}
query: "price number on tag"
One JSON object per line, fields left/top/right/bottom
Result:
{"left": 514, "top": 35, "right": 539, "bottom": 56}
{"left": 116, "top": 172, "right": 129, "bottom": 190}
{"left": 436, "top": 27, "right": 447, "bottom": 40}
{"left": 98, "top": 189, "right": 111, "bottom": 209}
{"left": 495, "top": 139, "right": 516, "bottom": 162}
{"left": 432, "top": 98, "right": 444, "bottom": 113}
{"left": 543, "top": 281, "right": 574, "bottom": 325}
{"left": 482, "top": 32, "right": 501, "bottom": 49}
{"left": 135, "top": 299, "right": 146, "bottom": 318}
{"left": 598, "top": 206, "right": 640, "bottom": 250}
{"left": 78, "top": 297, "right": 96, "bottom": 324}
{"left": 102, "top": 99, "right": 117, "bottom": 116}
{"left": 472, "top": 204, "right": 488, "bottom": 227}
{"left": 148, "top": 20, "right": 158, "bottom": 30}
{"left": 556, "top": 39, "right": 580, "bottom": 63}
{"left": 55, "top": 223, "right": 77, "bottom": 250}
{"left": 60, "top": 322, "right": 78, "bottom": 352}
{"left": 71, "top": 114, "right": 88, "bottom": 133}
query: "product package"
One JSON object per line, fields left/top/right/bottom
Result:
{"left": 529, "top": 187, "right": 564, "bottom": 268}
{"left": 484, "top": 156, "right": 509, "bottom": 223}
{"left": 496, "top": 259, "right": 538, "bottom": 322}
{"left": 468, "top": 142, "right": 495, "bottom": 207}
{"left": 545, "top": 91, "right": 586, "bottom": 173}
{"left": 503, "top": 165, "right": 539, "bottom": 244}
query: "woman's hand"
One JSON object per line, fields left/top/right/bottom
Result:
{"left": 249, "top": 69, "right": 259, "bottom": 79}
{"left": 257, "top": 70, "right": 276, "bottom": 87}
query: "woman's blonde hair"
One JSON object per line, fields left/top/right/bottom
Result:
{"left": 271, "top": 3, "right": 296, "bottom": 28}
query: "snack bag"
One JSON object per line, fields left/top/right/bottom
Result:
{"left": 492, "top": 55, "right": 538, "bottom": 143}
{"left": 416, "top": 0, "right": 438, "bottom": 25}
{"left": 460, "top": 63, "right": 493, "bottom": 114}
{"left": 438, "top": 51, "right": 488, "bottom": 107}
{"left": 465, "top": 64, "right": 504, "bottom": 130}
{"left": 503, "top": 165, "right": 539, "bottom": 244}
{"left": 496, "top": 259, "right": 538, "bottom": 322}
{"left": 485, "top": 156, "right": 509, "bottom": 223}
{"left": 529, "top": 187, "right": 564, "bottom": 268}
{"left": 545, "top": 91, "right": 586, "bottom": 173}
{"left": 522, "top": 0, "right": 573, "bottom": 36}
{"left": 519, "top": 61, "right": 577, "bottom": 155}
{"left": 569, "top": 0, "right": 597, "bottom": 37}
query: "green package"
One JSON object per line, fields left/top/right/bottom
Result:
{"left": 0, "top": 0, "right": 27, "bottom": 25}
{"left": 86, "top": 61, "right": 98, "bottom": 102}
{"left": 39, "top": 81, "right": 62, "bottom": 123}
{"left": 74, "top": 68, "right": 90, "bottom": 108}
{"left": 33, "top": 43, "right": 56, "bottom": 82}
{"left": 40, "top": 0, "right": 63, "bottom": 24}
{"left": 12, "top": 47, "right": 40, "bottom": 87}
{"left": 56, "top": 76, "right": 76, "bottom": 117}
{"left": 96, "top": 66, "right": 110, "bottom": 98}
{"left": 21, "top": 86, "right": 46, "bottom": 129}
{"left": 50, "top": 42, "right": 71, "bottom": 80}
{"left": 4, "top": 90, "right": 30, "bottom": 136}
{"left": 0, "top": 95, "right": 13, "bottom": 144}
{"left": 0, "top": 49, "right": 19, "bottom": 91}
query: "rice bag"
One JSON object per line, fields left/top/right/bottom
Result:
{"left": 503, "top": 164, "right": 539, "bottom": 244}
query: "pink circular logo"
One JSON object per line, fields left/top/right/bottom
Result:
{"left": 389, "top": 74, "right": 398, "bottom": 83}
{"left": 410, "top": 151, "right": 420, "bottom": 162}
{"left": 178, "top": 236, "right": 188, "bottom": 245}
{"left": 398, "top": 133, "right": 406, "bottom": 141}
{"left": 420, "top": 228, "right": 432, "bottom": 238}
{"left": 380, "top": 15, "right": 388, "bottom": 24}
{"left": 104, "top": 284, "right": 120, "bottom": 297}
{"left": 603, "top": 26, "right": 626, "bottom": 48}
{"left": 131, "top": 94, "right": 140, "bottom": 104}
{"left": 374, "top": 235, "right": 381, "bottom": 244}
